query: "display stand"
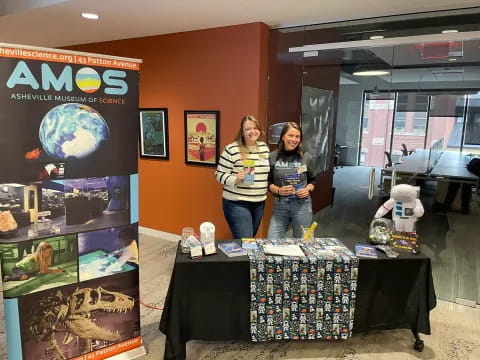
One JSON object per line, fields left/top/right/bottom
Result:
{"left": 0, "top": 43, "right": 143, "bottom": 360}
{"left": 107, "top": 346, "right": 147, "bottom": 360}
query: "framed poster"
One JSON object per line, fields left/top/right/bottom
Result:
{"left": 139, "top": 108, "right": 169, "bottom": 159}
{"left": 184, "top": 110, "right": 219, "bottom": 166}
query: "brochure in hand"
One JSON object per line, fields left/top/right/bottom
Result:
{"left": 355, "top": 244, "right": 378, "bottom": 258}
{"left": 284, "top": 173, "right": 301, "bottom": 198}
{"left": 242, "top": 159, "right": 255, "bottom": 185}
{"left": 241, "top": 238, "right": 258, "bottom": 250}
{"left": 218, "top": 241, "right": 248, "bottom": 257}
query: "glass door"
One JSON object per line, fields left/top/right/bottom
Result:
{"left": 390, "top": 92, "right": 429, "bottom": 161}
{"left": 359, "top": 92, "right": 394, "bottom": 166}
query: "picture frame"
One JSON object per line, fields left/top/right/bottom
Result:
{"left": 139, "top": 108, "right": 169, "bottom": 159}
{"left": 184, "top": 110, "right": 220, "bottom": 166}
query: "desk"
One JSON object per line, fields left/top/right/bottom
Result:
{"left": 159, "top": 239, "right": 436, "bottom": 360}
{"left": 382, "top": 150, "right": 478, "bottom": 185}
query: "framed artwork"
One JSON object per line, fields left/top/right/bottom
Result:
{"left": 139, "top": 108, "right": 169, "bottom": 159}
{"left": 184, "top": 110, "right": 220, "bottom": 166}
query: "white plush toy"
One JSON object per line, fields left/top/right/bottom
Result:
{"left": 374, "top": 184, "right": 424, "bottom": 233}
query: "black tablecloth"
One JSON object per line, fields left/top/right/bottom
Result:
{"left": 159, "top": 239, "right": 436, "bottom": 360}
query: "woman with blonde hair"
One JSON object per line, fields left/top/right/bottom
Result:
{"left": 215, "top": 115, "right": 270, "bottom": 238}
{"left": 3, "top": 241, "right": 64, "bottom": 281}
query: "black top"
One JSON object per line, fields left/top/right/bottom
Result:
{"left": 268, "top": 150, "right": 317, "bottom": 195}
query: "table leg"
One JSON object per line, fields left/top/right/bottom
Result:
{"left": 412, "top": 329, "right": 424, "bottom": 352}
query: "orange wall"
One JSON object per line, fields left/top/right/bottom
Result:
{"left": 67, "top": 22, "right": 270, "bottom": 239}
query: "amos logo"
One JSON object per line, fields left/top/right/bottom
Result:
{"left": 6, "top": 61, "right": 128, "bottom": 95}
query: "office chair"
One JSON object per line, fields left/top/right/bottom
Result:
{"left": 385, "top": 151, "right": 393, "bottom": 167}
{"left": 401, "top": 143, "right": 414, "bottom": 156}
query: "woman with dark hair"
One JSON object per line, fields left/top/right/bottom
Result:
{"left": 113, "top": 226, "right": 139, "bottom": 268}
{"left": 215, "top": 115, "right": 270, "bottom": 238}
{"left": 268, "top": 122, "right": 317, "bottom": 239}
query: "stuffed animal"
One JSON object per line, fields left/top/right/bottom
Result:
{"left": 374, "top": 184, "right": 424, "bottom": 233}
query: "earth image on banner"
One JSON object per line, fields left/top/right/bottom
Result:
{"left": 39, "top": 103, "right": 109, "bottom": 160}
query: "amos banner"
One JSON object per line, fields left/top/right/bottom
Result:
{"left": 0, "top": 44, "right": 143, "bottom": 360}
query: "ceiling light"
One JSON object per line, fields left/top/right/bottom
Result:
{"left": 353, "top": 70, "right": 390, "bottom": 76}
{"left": 442, "top": 29, "right": 458, "bottom": 34}
{"left": 369, "top": 35, "right": 384, "bottom": 40}
{"left": 448, "top": 58, "right": 457, "bottom": 61}
{"left": 82, "top": 13, "right": 99, "bottom": 20}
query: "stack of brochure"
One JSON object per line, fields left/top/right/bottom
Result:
{"left": 241, "top": 238, "right": 258, "bottom": 250}
{"left": 217, "top": 242, "right": 247, "bottom": 257}
{"left": 354, "top": 244, "right": 378, "bottom": 258}
{"left": 263, "top": 244, "right": 304, "bottom": 257}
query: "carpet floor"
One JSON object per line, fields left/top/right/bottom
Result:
{"left": 1, "top": 233, "right": 480, "bottom": 360}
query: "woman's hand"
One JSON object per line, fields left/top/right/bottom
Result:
{"left": 296, "top": 185, "right": 314, "bottom": 198}
{"left": 278, "top": 185, "right": 295, "bottom": 196}
{"left": 295, "top": 188, "right": 310, "bottom": 198}
{"left": 41, "top": 267, "right": 64, "bottom": 274}
{"left": 235, "top": 170, "right": 245, "bottom": 184}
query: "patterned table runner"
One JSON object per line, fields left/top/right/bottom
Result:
{"left": 248, "top": 238, "right": 358, "bottom": 341}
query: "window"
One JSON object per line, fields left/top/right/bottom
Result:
{"left": 413, "top": 112, "right": 427, "bottom": 133}
{"left": 362, "top": 101, "right": 369, "bottom": 130}
{"left": 394, "top": 112, "right": 406, "bottom": 131}
{"left": 360, "top": 151, "right": 366, "bottom": 163}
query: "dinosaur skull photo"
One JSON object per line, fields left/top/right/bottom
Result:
{"left": 19, "top": 274, "right": 140, "bottom": 360}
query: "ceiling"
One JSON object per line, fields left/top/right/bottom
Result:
{"left": 1, "top": 0, "right": 480, "bottom": 48}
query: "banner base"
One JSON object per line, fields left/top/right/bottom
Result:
{"left": 106, "top": 345, "right": 147, "bottom": 359}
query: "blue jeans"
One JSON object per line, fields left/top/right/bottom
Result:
{"left": 223, "top": 199, "right": 265, "bottom": 239}
{"left": 268, "top": 197, "right": 313, "bottom": 239}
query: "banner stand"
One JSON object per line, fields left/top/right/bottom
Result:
{"left": 106, "top": 345, "right": 147, "bottom": 360}
{"left": 0, "top": 43, "right": 143, "bottom": 360}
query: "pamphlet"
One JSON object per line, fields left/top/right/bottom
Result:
{"left": 218, "top": 241, "right": 248, "bottom": 257}
{"left": 284, "top": 173, "right": 301, "bottom": 198}
{"left": 355, "top": 244, "right": 378, "bottom": 258}
{"left": 375, "top": 245, "right": 399, "bottom": 258}
{"left": 203, "top": 242, "right": 217, "bottom": 255}
{"left": 241, "top": 238, "right": 258, "bottom": 250}
{"left": 390, "top": 231, "right": 419, "bottom": 254}
{"left": 190, "top": 245, "right": 203, "bottom": 258}
{"left": 263, "top": 244, "right": 304, "bottom": 257}
{"left": 242, "top": 159, "right": 255, "bottom": 185}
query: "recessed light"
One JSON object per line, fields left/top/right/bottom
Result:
{"left": 442, "top": 29, "right": 458, "bottom": 34}
{"left": 82, "top": 13, "right": 99, "bottom": 20}
{"left": 353, "top": 70, "right": 390, "bottom": 76}
{"left": 369, "top": 35, "right": 384, "bottom": 40}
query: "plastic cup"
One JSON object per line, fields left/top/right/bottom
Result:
{"left": 181, "top": 227, "right": 194, "bottom": 253}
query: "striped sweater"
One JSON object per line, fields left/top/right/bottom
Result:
{"left": 215, "top": 141, "right": 270, "bottom": 202}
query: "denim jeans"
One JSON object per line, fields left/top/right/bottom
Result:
{"left": 223, "top": 199, "right": 265, "bottom": 239}
{"left": 267, "top": 196, "right": 312, "bottom": 239}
